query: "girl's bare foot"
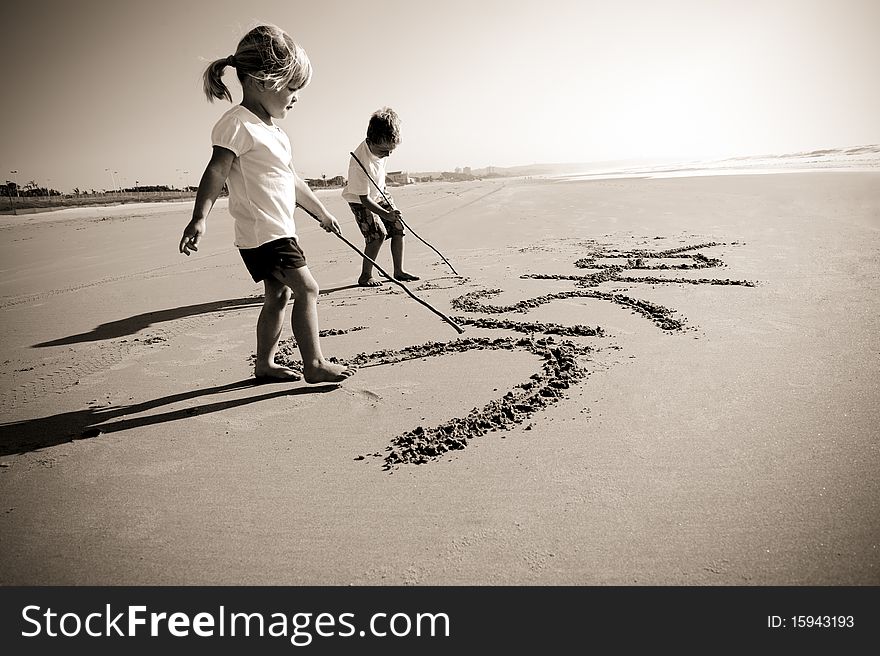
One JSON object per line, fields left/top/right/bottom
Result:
{"left": 303, "top": 360, "right": 356, "bottom": 384}
{"left": 358, "top": 276, "right": 382, "bottom": 287}
{"left": 254, "top": 363, "right": 302, "bottom": 383}
{"left": 394, "top": 271, "right": 420, "bottom": 282}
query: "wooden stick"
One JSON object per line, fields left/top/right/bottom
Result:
{"left": 349, "top": 151, "right": 459, "bottom": 275}
{"left": 297, "top": 204, "right": 465, "bottom": 334}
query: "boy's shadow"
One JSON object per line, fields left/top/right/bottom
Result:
{"left": 33, "top": 297, "right": 265, "bottom": 347}
{"left": 319, "top": 284, "right": 360, "bottom": 295}
{"left": 0, "top": 379, "right": 339, "bottom": 457}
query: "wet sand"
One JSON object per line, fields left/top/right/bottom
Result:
{"left": 0, "top": 172, "right": 878, "bottom": 584}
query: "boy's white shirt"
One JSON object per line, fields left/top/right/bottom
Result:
{"left": 341, "top": 140, "right": 386, "bottom": 205}
{"left": 211, "top": 105, "right": 298, "bottom": 249}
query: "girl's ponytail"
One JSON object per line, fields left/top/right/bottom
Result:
{"left": 203, "top": 56, "right": 235, "bottom": 103}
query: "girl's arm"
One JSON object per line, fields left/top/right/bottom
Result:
{"left": 179, "top": 146, "right": 235, "bottom": 255}
{"left": 294, "top": 174, "right": 341, "bottom": 235}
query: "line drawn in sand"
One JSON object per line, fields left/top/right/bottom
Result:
{"left": 272, "top": 240, "right": 757, "bottom": 470}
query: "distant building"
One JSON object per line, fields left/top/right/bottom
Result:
{"left": 463, "top": 166, "right": 471, "bottom": 175}
{"left": 387, "top": 171, "right": 412, "bottom": 185}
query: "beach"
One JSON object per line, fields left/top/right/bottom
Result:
{"left": 0, "top": 171, "right": 878, "bottom": 585}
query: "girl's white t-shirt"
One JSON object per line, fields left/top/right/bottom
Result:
{"left": 211, "top": 105, "right": 297, "bottom": 249}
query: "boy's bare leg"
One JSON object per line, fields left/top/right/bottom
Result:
{"left": 254, "top": 278, "right": 301, "bottom": 380}
{"left": 358, "top": 238, "right": 384, "bottom": 287}
{"left": 274, "top": 266, "right": 355, "bottom": 384}
{"left": 390, "top": 235, "right": 419, "bottom": 281}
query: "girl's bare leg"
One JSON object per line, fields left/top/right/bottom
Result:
{"left": 274, "top": 266, "right": 355, "bottom": 383}
{"left": 254, "top": 278, "right": 300, "bottom": 380}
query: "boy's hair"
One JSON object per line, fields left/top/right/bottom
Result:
{"left": 366, "top": 107, "right": 402, "bottom": 145}
{"left": 203, "top": 24, "right": 312, "bottom": 103}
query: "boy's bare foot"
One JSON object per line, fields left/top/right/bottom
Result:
{"left": 394, "top": 272, "right": 420, "bottom": 282}
{"left": 303, "top": 360, "right": 356, "bottom": 384}
{"left": 254, "top": 363, "right": 302, "bottom": 383}
{"left": 358, "top": 276, "right": 383, "bottom": 287}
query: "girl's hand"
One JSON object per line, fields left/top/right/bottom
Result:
{"left": 180, "top": 219, "right": 206, "bottom": 255}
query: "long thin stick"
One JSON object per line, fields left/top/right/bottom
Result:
{"left": 350, "top": 151, "right": 459, "bottom": 275}
{"left": 297, "top": 204, "right": 464, "bottom": 334}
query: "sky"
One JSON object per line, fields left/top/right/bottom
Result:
{"left": 1, "top": 0, "right": 878, "bottom": 192}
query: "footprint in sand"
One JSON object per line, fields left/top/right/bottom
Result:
{"left": 351, "top": 388, "right": 382, "bottom": 402}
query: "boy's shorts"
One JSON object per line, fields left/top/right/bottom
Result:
{"left": 349, "top": 200, "right": 405, "bottom": 243}
{"left": 239, "top": 237, "right": 307, "bottom": 283}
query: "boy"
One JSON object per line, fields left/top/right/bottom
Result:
{"left": 342, "top": 107, "right": 419, "bottom": 287}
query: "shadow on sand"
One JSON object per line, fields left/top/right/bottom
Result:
{"left": 33, "top": 297, "right": 265, "bottom": 348}
{"left": 0, "top": 379, "right": 339, "bottom": 457}
{"left": 33, "top": 285, "right": 362, "bottom": 348}
{"left": 319, "top": 283, "right": 361, "bottom": 295}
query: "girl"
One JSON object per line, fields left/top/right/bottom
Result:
{"left": 179, "top": 25, "right": 354, "bottom": 384}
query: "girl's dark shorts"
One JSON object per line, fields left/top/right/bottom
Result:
{"left": 239, "top": 237, "right": 307, "bottom": 283}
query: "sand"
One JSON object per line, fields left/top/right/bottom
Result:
{"left": 0, "top": 172, "right": 878, "bottom": 585}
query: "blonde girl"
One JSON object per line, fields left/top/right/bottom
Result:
{"left": 180, "top": 25, "right": 354, "bottom": 384}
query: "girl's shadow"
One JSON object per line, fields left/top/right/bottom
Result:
{"left": 0, "top": 379, "right": 338, "bottom": 457}
{"left": 33, "top": 297, "right": 264, "bottom": 347}
{"left": 33, "top": 289, "right": 359, "bottom": 348}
